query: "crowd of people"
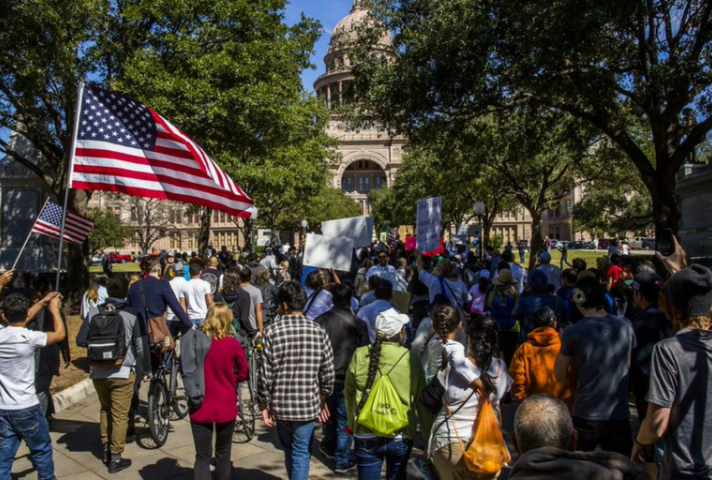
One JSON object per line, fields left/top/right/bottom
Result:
{"left": 0, "top": 233, "right": 710, "bottom": 480}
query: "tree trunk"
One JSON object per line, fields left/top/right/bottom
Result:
{"left": 66, "top": 189, "right": 91, "bottom": 302}
{"left": 649, "top": 175, "right": 681, "bottom": 235}
{"left": 198, "top": 207, "right": 211, "bottom": 260}
{"left": 528, "top": 208, "right": 544, "bottom": 270}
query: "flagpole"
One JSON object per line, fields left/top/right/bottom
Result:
{"left": 12, "top": 198, "right": 51, "bottom": 271}
{"left": 55, "top": 80, "right": 85, "bottom": 293}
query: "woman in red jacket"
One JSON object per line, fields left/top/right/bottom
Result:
{"left": 190, "top": 303, "right": 249, "bottom": 480}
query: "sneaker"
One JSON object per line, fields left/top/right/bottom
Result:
{"left": 108, "top": 457, "right": 132, "bottom": 474}
{"left": 319, "top": 444, "right": 334, "bottom": 460}
{"left": 335, "top": 461, "right": 357, "bottom": 474}
{"left": 412, "top": 457, "right": 438, "bottom": 480}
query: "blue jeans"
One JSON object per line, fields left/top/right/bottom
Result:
{"left": 322, "top": 383, "right": 352, "bottom": 469}
{"left": 0, "top": 405, "right": 55, "bottom": 480}
{"left": 354, "top": 437, "right": 413, "bottom": 480}
{"left": 276, "top": 420, "right": 315, "bottom": 480}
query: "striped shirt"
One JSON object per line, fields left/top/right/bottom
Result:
{"left": 258, "top": 315, "right": 335, "bottom": 421}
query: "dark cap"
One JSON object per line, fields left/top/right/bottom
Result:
{"left": 665, "top": 264, "right": 712, "bottom": 317}
{"left": 629, "top": 271, "right": 663, "bottom": 303}
{"left": 572, "top": 276, "right": 607, "bottom": 309}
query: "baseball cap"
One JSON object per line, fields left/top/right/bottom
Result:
{"left": 375, "top": 308, "right": 410, "bottom": 338}
{"left": 539, "top": 251, "right": 552, "bottom": 262}
{"left": 627, "top": 271, "right": 663, "bottom": 302}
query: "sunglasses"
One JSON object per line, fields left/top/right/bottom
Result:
{"left": 378, "top": 255, "right": 388, "bottom": 259}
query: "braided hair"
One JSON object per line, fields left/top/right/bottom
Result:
{"left": 356, "top": 335, "right": 384, "bottom": 413}
{"left": 466, "top": 315, "right": 501, "bottom": 394}
{"left": 432, "top": 304, "right": 461, "bottom": 341}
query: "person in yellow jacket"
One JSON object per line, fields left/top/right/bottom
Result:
{"left": 508, "top": 306, "right": 574, "bottom": 409}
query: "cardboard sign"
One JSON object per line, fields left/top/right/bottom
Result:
{"left": 391, "top": 291, "right": 411, "bottom": 314}
{"left": 303, "top": 234, "right": 354, "bottom": 272}
{"left": 321, "top": 216, "right": 374, "bottom": 248}
{"left": 416, "top": 197, "right": 442, "bottom": 253}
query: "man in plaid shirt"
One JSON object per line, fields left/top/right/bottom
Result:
{"left": 258, "top": 281, "right": 335, "bottom": 480}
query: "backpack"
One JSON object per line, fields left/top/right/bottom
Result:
{"left": 490, "top": 294, "right": 517, "bottom": 330}
{"left": 87, "top": 306, "right": 127, "bottom": 366}
{"left": 357, "top": 350, "right": 410, "bottom": 436}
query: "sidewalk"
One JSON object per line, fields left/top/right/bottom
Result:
{"left": 15, "top": 383, "right": 515, "bottom": 480}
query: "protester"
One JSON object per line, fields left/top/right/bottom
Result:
{"left": 258, "top": 281, "right": 335, "bottom": 480}
{"left": 304, "top": 269, "right": 335, "bottom": 321}
{"left": 80, "top": 277, "right": 108, "bottom": 320}
{"left": 260, "top": 248, "right": 279, "bottom": 278}
{"left": 218, "top": 268, "right": 256, "bottom": 340}
{"left": 556, "top": 268, "right": 580, "bottom": 328}
{"left": 181, "top": 261, "right": 215, "bottom": 327}
{"left": 416, "top": 250, "right": 468, "bottom": 314}
{"left": 77, "top": 276, "right": 151, "bottom": 473}
{"left": 606, "top": 254, "right": 628, "bottom": 291}
{"left": 510, "top": 395, "right": 645, "bottom": 480}
{"left": 429, "top": 316, "right": 512, "bottom": 480}
{"left": 354, "top": 258, "right": 373, "bottom": 297}
{"left": 164, "top": 265, "right": 188, "bottom": 335}
{"left": 200, "top": 256, "right": 224, "bottom": 300}
{"left": 246, "top": 252, "right": 267, "bottom": 283}
{"left": 468, "top": 270, "right": 489, "bottom": 318}
{"left": 255, "top": 268, "right": 278, "bottom": 325}
{"left": 189, "top": 304, "right": 248, "bottom": 480}
{"left": 632, "top": 239, "right": 712, "bottom": 479}
{"left": 315, "top": 283, "right": 369, "bottom": 473}
{"left": 239, "top": 267, "right": 264, "bottom": 338}
{"left": 554, "top": 276, "right": 635, "bottom": 456}
{"left": 499, "top": 250, "right": 526, "bottom": 293}
{"left": 357, "top": 279, "right": 397, "bottom": 343}
{"left": 276, "top": 260, "right": 292, "bottom": 285}
{"left": 359, "top": 275, "right": 380, "bottom": 308}
{"left": 513, "top": 269, "right": 558, "bottom": 339}
{"left": 518, "top": 242, "right": 526, "bottom": 264}
{"left": 487, "top": 268, "right": 520, "bottom": 366}
{"left": 345, "top": 309, "right": 431, "bottom": 480}
{"left": 102, "top": 252, "right": 113, "bottom": 277}
{"left": 366, "top": 250, "right": 402, "bottom": 291}
{"left": 628, "top": 271, "right": 671, "bottom": 422}
{"left": 535, "top": 251, "right": 561, "bottom": 291}
{"left": 509, "top": 307, "right": 574, "bottom": 409}
{"left": 0, "top": 292, "right": 65, "bottom": 479}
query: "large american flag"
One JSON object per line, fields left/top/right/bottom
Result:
{"left": 31, "top": 202, "right": 94, "bottom": 246}
{"left": 70, "top": 85, "right": 254, "bottom": 218}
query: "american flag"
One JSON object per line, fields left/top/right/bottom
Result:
{"left": 31, "top": 202, "right": 94, "bottom": 246}
{"left": 70, "top": 85, "right": 254, "bottom": 218}
{"left": 387, "top": 227, "right": 398, "bottom": 249}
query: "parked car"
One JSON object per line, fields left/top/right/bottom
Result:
{"left": 641, "top": 238, "right": 656, "bottom": 250}
{"left": 629, "top": 236, "right": 648, "bottom": 249}
{"left": 89, "top": 255, "right": 103, "bottom": 266}
{"left": 107, "top": 251, "right": 132, "bottom": 263}
{"left": 549, "top": 239, "right": 560, "bottom": 249}
{"left": 596, "top": 239, "right": 611, "bottom": 249}
{"left": 567, "top": 241, "right": 584, "bottom": 250}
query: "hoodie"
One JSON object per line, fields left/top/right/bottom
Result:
{"left": 509, "top": 447, "right": 647, "bottom": 480}
{"left": 508, "top": 327, "right": 574, "bottom": 408}
{"left": 219, "top": 289, "right": 256, "bottom": 337}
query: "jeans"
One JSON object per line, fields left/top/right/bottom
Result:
{"left": 519, "top": 252, "right": 525, "bottom": 264}
{"left": 0, "top": 405, "right": 55, "bottom": 480}
{"left": 191, "top": 420, "right": 235, "bottom": 480}
{"left": 276, "top": 420, "right": 315, "bottom": 480}
{"left": 572, "top": 417, "right": 633, "bottom": 457}
{"left": 93, "top": 374, "right": 135, "bottom": 455}
{"left": 354, "top": 437, "right": 413, "bottom": 480}
{"left": 322, "top": 383, "right": 352, "bottom": 469}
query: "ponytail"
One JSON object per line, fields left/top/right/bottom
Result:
{"left": 467, "top": 316, "right": 500, "bottom": 394}
{"left": 432, "top": 304, "right": 461, "bottom": 341}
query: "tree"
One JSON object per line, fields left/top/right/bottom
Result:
{"left": 0, "top": 0, "right": 333, "bottom": 292}
{"left": 86, "top": 209, "right": 132, "bottom": 256}
{"left": 354, "top": 0, "right": 712, "bottom": 234}
{"left": 126, "top": 198, "right": 172, "bottom": 254}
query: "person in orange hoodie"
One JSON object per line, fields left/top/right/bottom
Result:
{"left": 508, "top": 306, "right": 574, "bottom": 409}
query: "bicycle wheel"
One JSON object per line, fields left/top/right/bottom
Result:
{"left": 233, "top": 382, "right": 255, "bottom": 443}
{"left": 169, "top": 357, "right": 189, "bottom": 420}
{"left": 147, "top": 379, "right": 170, "bottom": 447}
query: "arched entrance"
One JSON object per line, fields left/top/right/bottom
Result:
{"left": 340, "top": 159, "right": 388, "bottom": 215}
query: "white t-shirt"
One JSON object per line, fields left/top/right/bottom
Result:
{"left": 166, "top": 276, "right": 188, "bottom": 321}
{"left": 0, "top": 326, "right": 47, "bottom": 410}
{"left": 181, "top": 278, "right": 212, "bottom": 322}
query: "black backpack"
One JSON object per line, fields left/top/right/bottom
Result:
{"left": 87, "top": 306, "right": 127, "bottom": 365}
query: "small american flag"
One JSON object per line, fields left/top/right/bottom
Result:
{"left": 70, "top": 85, "right": 254, "bottom": 218}
{"left": 31, "top": 202, "right": 94, "bottom": 246}
{"left": 387, "top": 227, "right": 398, "bottom": 249}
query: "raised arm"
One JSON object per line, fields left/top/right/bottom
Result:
{"left": 44, "top": 296, "right": 66, "bottom": 346}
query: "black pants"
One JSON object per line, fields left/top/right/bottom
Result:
{"left": 498, "top": 330, "right": 520, "bottom": 367}
{"left": 190, "top": 420, "right": 235, "bottom": 480}
{"left": 572, "top": 417, "right": 633, "bottom": 457}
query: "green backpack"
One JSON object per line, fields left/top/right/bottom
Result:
{"left": 357, "top": 350, "right": 410, "bottom": 437}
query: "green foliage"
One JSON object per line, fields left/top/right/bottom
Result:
{"left": 354, "top": 0, "right": 712, "bottom": 232}
{"left": 489, "top": 235, "right": 504, "bottom": 250}
{"left": 86, "top": 209, "right": 132, "bottom": 255}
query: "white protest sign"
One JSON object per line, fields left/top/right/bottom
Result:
{"left": 321, "top": 216, "right": 374, "bottom": 247}
{"left": 303, "top": 234, "right": 354, "bottom": 272}
{"left": 416, "top": 197, "right": 442, "bottom": 253}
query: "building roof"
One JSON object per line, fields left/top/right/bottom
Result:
{"left": 329, "top": 0, "right": 391, "bottom": 54}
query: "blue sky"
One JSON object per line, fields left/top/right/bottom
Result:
{"left": 284, "top": 0, "right": 353, "bottom": 93}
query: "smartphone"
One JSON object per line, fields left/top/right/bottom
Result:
{"left": 656, "top": 229, "right": 675, "bottom": 257}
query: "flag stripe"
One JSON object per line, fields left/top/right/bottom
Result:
{"left": 31, "top": 202, "right": 93, "bottom": 245}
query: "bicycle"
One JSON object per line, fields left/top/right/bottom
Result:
{"left": 147, "top": 344, "right": 189, "bottom": 447}
{"left": 233, "top": 337, "right": 262, "bottom": 443}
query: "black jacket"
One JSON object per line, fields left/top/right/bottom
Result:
{"left": 509, "top": 447, "right": 647, "bottom": 480}
{"left": 315, "top": 307, "right": 369, "bottom": 383}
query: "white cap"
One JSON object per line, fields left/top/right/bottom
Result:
{"left": 375, "top": 308, "right": 410, "bottom": 338}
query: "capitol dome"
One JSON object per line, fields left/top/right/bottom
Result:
{"left": 328, "top": 0, "right": 392, "bottom": 54}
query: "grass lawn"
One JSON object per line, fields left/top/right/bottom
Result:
{"left": 512, "top": 249, "right": 610, "bottom": 270}
{"left": 89, "top": 262, "right": 141, "bottom": 274}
